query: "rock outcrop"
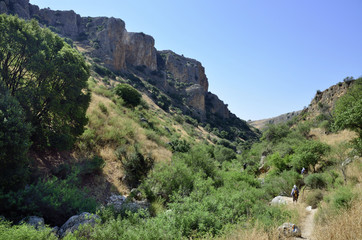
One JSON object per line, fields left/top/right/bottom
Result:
{"left": 158, "top": 50, "right": 208, "bottom": 92}
{"left": 58, "top": 212, "right": 100, "bottom": 238}
{"left": 19, "top": 216, "right": 45, "bottom": 230}
{"left": 1, "top": 0, "right": 157, "bottom": 72}
{"left": 305, "top": 80, "right": 355, "bottom": 119}
{"left": 107, "top": 194, "right": 149, "bottom": 214}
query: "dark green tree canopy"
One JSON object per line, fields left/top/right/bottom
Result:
{"left": 114, "top": 83, "right": 142, "bottom": 107}
{"left": 333, "top": 78, "right": 362, "bottom": 138}
{"left": 0, "top": 84, "right": 32, "bottom": 191}
{"left": 0, "top": 14, "right": 90, "bottom": 150}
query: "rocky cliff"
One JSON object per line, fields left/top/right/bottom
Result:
{"left": 304, "top": 79, "right": 355, "bottom": 119}
{"left": 1, "top": 0, "right": 251, "bottom": 130}
{"left": 249, "top": 79, "right": 355, "bottom": 130}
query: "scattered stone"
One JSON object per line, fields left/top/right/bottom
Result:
{"left": 107, "top": 194, "right": 127, "bottom": 211}
{"left": 19, "top": 216, "right": 45, "bottom": 230}
{"left": 119, "top": 200, "right": 149, "bottom": 214}
{"left": 341, "top": 157, "right": 353, "bottom": 167}
{"left": 58, "top": 212, "right": 100, "bottom": 238}
{"left": 278, "top": 222, "right": 302, "bottom": 238}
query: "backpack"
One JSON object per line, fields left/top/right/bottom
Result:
{"left": 293, "top": 189, "right": 299, "bottom": 198}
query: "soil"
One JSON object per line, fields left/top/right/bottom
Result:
{"left": 295, "top": 208, "right": 317, "bottom": 240}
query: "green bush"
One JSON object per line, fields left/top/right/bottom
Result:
{"left": 0, "top": 84, "right": 32, "bottom": 191}
{"left": 267, "top": 152, "right": 291, "bottom": 172}
{"left": 213, "top": 145, "right": 236, "bottom": 163}
{"left": 117, "top": 147, "right": 154, "bottom": 188}
{"left": 0, "top": 176, "right": 98, "bottom": 226}
{"left": 261, "top": 123, "right": 291, "bottom": 144}
{"left": 304, "top": 173, "right": 327, "bottom": 189}
{"left": 330, "top": 186, "right": 356, "bottom": 210}
{"left": 0, "top": 220, "right": 57, "bottom": 240}
{"left": 114, "top": 84, "right": 142, "bottom": 107}
{"left": 169, "top": 139, "right": 191, "bottom": 153}
{"left": 79, "top": 156, "right": 106, "bottom": 176}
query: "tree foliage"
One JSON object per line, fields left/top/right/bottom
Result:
{"left": 292, "top": 140, "right": 330, "bottom": 172}
{"left": 0, "top": 84, "right": 32, "bottom": 191}
{"left": 114, "top": 83, "right": 142, "bottom": 107}
{"left": 0, "top": 14, "right": 90, "bottom": 150}
{"left": 333, "top": 78, "right": 362, "bottom": 137}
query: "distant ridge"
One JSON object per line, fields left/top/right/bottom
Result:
{"left": 249, "top": 111, "right": 302, "bottom": 130}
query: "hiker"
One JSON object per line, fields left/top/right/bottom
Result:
{"left": 301, "top": 167, "right": 306, "bottom": 175}
{"left": 291, "top": 185, "right": 299, "bottom": 203}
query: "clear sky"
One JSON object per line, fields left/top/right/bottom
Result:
{"left": 30, "top": 0, "right": 362, "bottom": 120}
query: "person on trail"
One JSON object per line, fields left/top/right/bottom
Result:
{"left": 301, "top": 167, "right": 306, "bottom": 175}
{"left": 291, "top": 185, "right": 299, "bottom": 203}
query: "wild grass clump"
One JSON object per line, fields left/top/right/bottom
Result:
{"left": 305, "top": 189, "right": 324, "bottom": 208}
{"left": 0, "top": 220, "right": 57, "bottom": 240}
{"left": 314, "top": 198, "right": 362, "bottom": 240}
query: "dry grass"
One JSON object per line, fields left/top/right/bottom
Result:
{"left": 313, "top": 199, "right": 362, "bottom": 240}
{"left": 310, "top": 128, "right": 356, "bottom": 146}
{"left": 214, "top": 225, "right": 280, "bottom": 240}
{"left": 345, "top": 157, "right": 362, "bottom": 183}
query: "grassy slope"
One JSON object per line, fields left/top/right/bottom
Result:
{"left": 73, "top": 66, "right": 220, "bottom": 198}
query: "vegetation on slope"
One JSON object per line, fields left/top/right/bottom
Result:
{"left": 0, "top": 13, "right": 361, "bottom": 240}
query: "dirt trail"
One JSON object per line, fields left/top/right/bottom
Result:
{"left": 295, "top": 208, "right": 317, "bottom": 240}
{"left": 278, "top": 196, "right": 317, "bottom": 239}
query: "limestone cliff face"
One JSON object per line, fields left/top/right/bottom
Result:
{"left": 206, "top": 93, "right": 230, "bottom": 119}
{"left": 159, "top": 50, "right": 208, "bottom": 92}
{"left": 1, "top": 0, "right": 157, "bottom": 72}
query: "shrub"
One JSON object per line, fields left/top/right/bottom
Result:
{"left": 79, "top": 156, "right": 106, "bottom": 176}
{"left": 304, "top": 173, "right": 327, "bottom": 189}
{"left": 330, "top": 186, "right": 355, "bottom": 210}
{"left": 114, "top": 84, "right": 142, "bottom": 107}
{"left": 98, "top": 102, "right": 108, "bottom": 115}
{"left": 0, "top": 176, "right": 98, "bottom": 226}
{"left": 117, "top": 147, "right": 154, "bottom": 188}
{"left": 306, "top": 189, "right": 324, "bottom": 208}
{"left": 267, "top": 152, "right": 291, "bottom": 172}
{"left": 0, "top": 220, "right": 57, "bottom": 240}
{"left": 261, "top": 123, "right": 291, "bottom": 144}
{"left": 169, "top": 139, "right": 191, "bottom": 153}
{"left": 214, "top": 145, "right": 236, "bottom": 163}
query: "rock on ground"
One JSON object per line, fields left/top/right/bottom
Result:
{"left": 278, "top": 222, "right": 302, "bottom": 238}
{"left": 271, "top": 196, "right": 293, "bottom": 206}
{"left": 19, "top": 216, "right": 45, "bottom": 230}
{"left": 58, "top": 212, "right": 100, "bottom": 238}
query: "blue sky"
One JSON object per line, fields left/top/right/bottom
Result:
{"left": 30, "top": 0, "right": 362, "bottom": 120}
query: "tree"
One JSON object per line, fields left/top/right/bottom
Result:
{"left": 292, "top": 140, "right": 330, "bottom": 172}
{"left": 333, "top": 78, "right": 362, "bottom": 155}
{"left": 0, "top": 15, "right": 90, "bottom": 150}
{"left": 0, "top": 84, "right": 32, "bottom": 191}
{"left": 114, "top": 83, "right": 142, "bottom": 107}
{"left": 334, "top": 78, "right": 362, "bottom": 137}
